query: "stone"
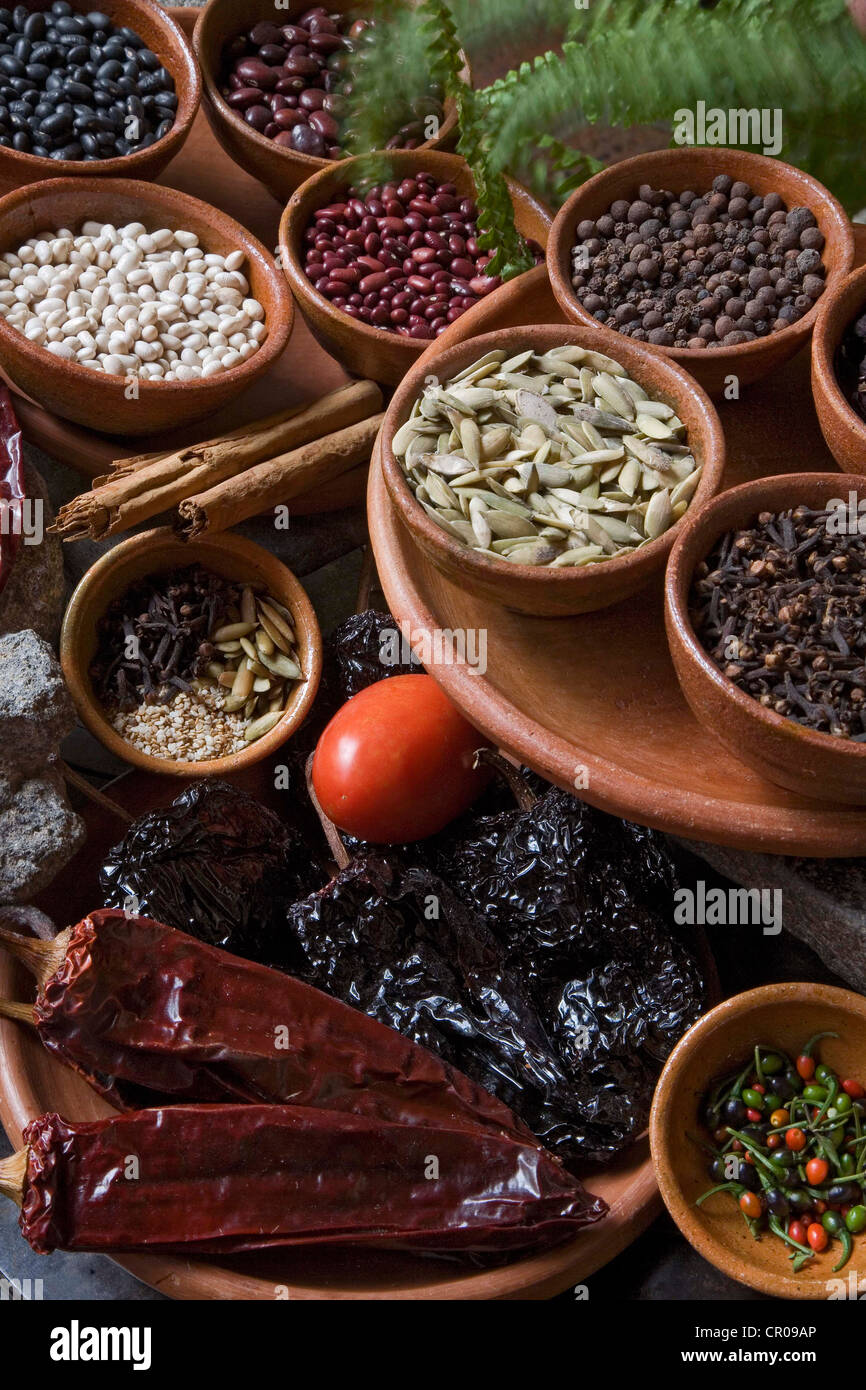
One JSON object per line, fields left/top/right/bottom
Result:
{"left": 681, "top": 838, "right": 866, "bottom": 994}
{"left": 0, "top": 629, "right": 76, "bottom": 775}
{"left": 0, "top": 462, "right": 65, "bottom": 646}
{"left": 0, "top": 766, "right": 85, "bottom": 903}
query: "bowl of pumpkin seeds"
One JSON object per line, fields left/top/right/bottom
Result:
{"left": 381, "top": 324, "right": 726, "bottom": 616}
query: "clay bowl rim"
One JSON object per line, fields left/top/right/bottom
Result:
{"left": 0, "top": 176, "right": 294, "bottom": 403}
{"left": 193, "top": 0, "right": 468, "bottom": 187}
{"left": 59, "top": 527, "right": 323, "bottom": 779}
{"left": 665, "top": 470, "right": 866, "bottom": 766}
{"left": 278, "top": 149, "right": 550, "bottom": 367}
{"left": 812, "top": 261, "right": 866, "bottom": 457}
{"left": 649, "top": 981, "right": 866, "bottom": 1300}
{"left": 379, "top": 322, "right": 727, "bottom": 600}
{"left": 547, "top": 146, "right": 856, "bottom": 374}
{"left": 0, "top": 0, "right": 201, "bottom": 181}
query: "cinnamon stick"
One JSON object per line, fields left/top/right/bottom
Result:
{"left": 176, "top": 412, "right": 383, "bottom": 539}
{"left": 50, "top": 380, "right": 382, "bottom": 541}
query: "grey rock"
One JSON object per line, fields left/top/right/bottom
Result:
{"left": 681, "top": 838, "right": 866, "bottom": 994}
{"left": 0, "top": 462, "right": 65, "bottom": 646}
{"left": 0, "top": 766, "right": 85, "bottom": 903}
{"left": 0, "top": 629, "right": 76, "bottom": 775}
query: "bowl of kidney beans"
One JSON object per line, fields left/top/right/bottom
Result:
{"left": 194, "top": 0, "right": 462, "bottom": 203}
{"left": 0, "top": 0, "right": 200, "bottom": 188}
{"left": 547, "top": 146, "right": 855, "bottom": 397}
{"left": 279, "top": 150, "right": 549, "bottom": 385}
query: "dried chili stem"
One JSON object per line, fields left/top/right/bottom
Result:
{"left": 305, "top": 752, "right": 350, "bottom": 870}
{"left": 0, "top": 999, "right": 35, "bottom": 1024}
{"left": 0, "top": 1147, "right": 27, "bottom": 1207}
{"left": 473, "top": 747, "right": 537, "bottom": 811}
{"left": 0, "top": 923, "right": 70, "bottom": 988}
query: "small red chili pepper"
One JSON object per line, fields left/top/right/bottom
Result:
{"left": 752, "top": 1083, "right": 765, "bottom": 1094}
{"left": 797, "top": 1054, "right": 816, "bottom": 1081}
{"left": 789, "top": 1221, "right": 807, "bottom": 1245}
{"left": 767, "top": 1133, "right": 782, "bottom": 1149}
{"left": 786, "top": 1127, "right": 807, "bottom": 1151}
{"left": 739, "top": 1191, "right": 762, "bottom": 1219}
{"left": 807, "top": 1222, "right": 829, "bottom": 1252}
{"left": 806, "top": 1157, "right": 830, "bottom": 1185}
{"left": 746, "top": 1107, "right": 763, "bottom": 1122}
{"left": 842, "top": 1079, "right": 865, "bottom": 1099}
{"left": 814, "top": 1200, "right": 827, "bottom": 1215}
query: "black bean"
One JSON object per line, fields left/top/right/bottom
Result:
{"left": 0, "top": 54, "right": 23, "bottom": 75}
{"left": 87, "top": 12, "right": 111, "bottom": 29}
{"left": 23, "top": 13, "right": 45, "bottom": 41}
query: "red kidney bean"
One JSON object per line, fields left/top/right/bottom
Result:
{"left": 273, "top": 108, "right": 297, "bottom": 131}
{"left": 244, "top": 105, "right": 273, "bottom": 132}
{"left": 359, "top": 271, "right": 389, "bottom": 294}
{"left": 309, "top": 110, "right": 338, "bottom": 140}
{"left": 226, "top": 87, "right": 261, "bottom": 110}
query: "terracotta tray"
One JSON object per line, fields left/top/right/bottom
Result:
{"left": 0, "top": 764, "right": 660, "bottom": 1300}
{"left": 368, "top": 232, "right": 866, "bottom": 858}
{"left": 0, "top": 8, "right": 363, "bottom": 516}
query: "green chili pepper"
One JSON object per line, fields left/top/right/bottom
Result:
{"left": 833, "top": 1228, "right": 854, "bottom": 1272}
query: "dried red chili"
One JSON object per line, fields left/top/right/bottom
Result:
{"left": 0, "top": 387, "right": 24, "bottom": 600}
{"left": 0, "top": 910, "right": 539, "bottom": 1143}
{"left": 2, "top": 1104, "right": 604, "bottom": 1257}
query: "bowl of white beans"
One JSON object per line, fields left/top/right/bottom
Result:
{"left": 0, "top": 175, "right": 294, "bottom": 435}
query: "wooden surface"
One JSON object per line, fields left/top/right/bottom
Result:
{"left": 2, "top": 7, "right": 365, "bottom": 515}
{"left": 0, "top": 764, "right": 661, "bottom": 1301}
{"left": 368, "top": 236, "right": 866, "bottom": 857}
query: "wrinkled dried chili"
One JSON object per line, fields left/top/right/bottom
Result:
{"left": 3, "top": 1104, "right": 604, "bottom": 1257}
{"left": 0, "top": 387, "right": 24, "bottom": 600}
{"left": 0, "top": 910, "right": 539, "bottom": 1144}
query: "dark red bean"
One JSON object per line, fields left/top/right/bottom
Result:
{"left": 273, "top": 108, "right": 297, "bottom": 131}
{"left": 309, "top": 110, "right": 338, "bottom": 140}
{"left": 236, "top": 58, "right": 278, "bottom": 89}
{"left": 244, "top": 105, "right": 273, "bottom": 132}
{"left": 260, "top": 45, "right": 288, "bottom": 66}
{"left": 407, "top": 274, "right": 434, "bottom": 294}
{"left": 226, "top": 87, "right": 262, "bottom": 110}
{"left": 358, "top": 271, "right": 389, "bottom": 294}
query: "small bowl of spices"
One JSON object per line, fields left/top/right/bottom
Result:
{"left": 547, "top": 148, "right": 855, "bottom": 396}
{"left": 279, "top": 149, "right": 550, "bottom": 386}
{"left": 60, "top": 528, "right": 322, "bottom": 776}
{"left": 650, "top": 982, "right": 866, "bottom": 1299}
{"left": 0, "top": 175, "right": 293, "bottom": 435}
{"left": 194, "top": 0, "right": 464, "bottom": 203}
{"left": 0, "top": 0, "right": 201, "bottom": 189}
{"left": 380, "top": 323, "right": 725, "bottom": 617}
{"left": 666, "top": 472, "right": 866, "bottom": 805}
{"left": 812, "top": 262, "right": 866, "bottom": 476}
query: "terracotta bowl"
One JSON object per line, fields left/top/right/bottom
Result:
{"left": 547, "top": 147, "right": 855, "bottom": 397}
{"left": 60, "top": 528, "right": 322, "bottom": 777}
{"left": 0, "top": 0, "right": 200, "bottom": 191}
{"left": 0, "top": 177, "right": 294, "bottom": 436}
{"left": 194, "top": 0, "right": 466, "bottom": 205}
{"left": 280, "top": 150, "right": 551, "bottom": 387}
{"left": 666, "top": 472, "right": 866, "bottom": 805}
{"left": 812, "top": 263, "right": 866, "bottom": 475}
{"left": 650, "top": 982, "right": 866, "bottom": 1300}
{"left": 380, "top": 323, "right": 726, "bottom": 618}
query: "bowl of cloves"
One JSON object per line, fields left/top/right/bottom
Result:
{"left": 60, "top": 528, "right": 322, "bottom": 777}
{"left": 665, "top": 472, "right": 866, "bottom": 805}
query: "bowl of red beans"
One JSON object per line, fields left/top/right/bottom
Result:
{"left": 279, "top": 149, "right": 550, "bottom": 385}
{"left": 193, "top": 0, "right": 466, "bottom": 203}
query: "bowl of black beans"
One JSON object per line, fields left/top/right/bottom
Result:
{"left": 193, "top": 0, "right": 464, "bottom": 204}
{"left": 548, "top": 147, "right": 855, "bottom": 397}
{"left": 0, "top": 0, "right": 200, "bottom": 187}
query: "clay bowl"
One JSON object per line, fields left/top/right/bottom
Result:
{"left": 380, "top": 323, "right": 726, "bottom": 618}
{"left": 60, "top": 528, "right": 322, "bottom": 778}
{"left": 547, "top": 147, "right": 855, "bottom": 397}
{"left": 650, "top": 982, "right": 866, "bottom": 1300}
{"left": 666, "top": 472, "right": 866, "bottom": 805}
{"left": 812, "top": 263, "right": 866, "bottom": 475}
{"left": 0, "top": 0, "right": 200, "bottom": 191}
{"left": 280, "top": 150, "right": 551, "bottom": 387}
{"left": 0, "top": 177, "right": 293, "bottom": 436}
{"left": 194, "top": 0, "right": 466, "bottom": 204}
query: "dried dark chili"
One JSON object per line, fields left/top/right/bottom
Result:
{"left": 0, "top": 386, "right": 24, "bottom": 600}
{"left": 2, "top": 1104, "right": 604, "bottom": 1257}
{"left": 0, "top": 910, "right": 548, "bottom": 1146}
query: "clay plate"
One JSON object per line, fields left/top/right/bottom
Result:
{"left": 547, "top": 147, "right": 855, "bottom": 397}
{"left": 0, "top": 8, "right": 364, "bottom": 516}
{"left": 650, "top": 982, "right": 866, "bottom": 1300}
{"left": 0, "top": 762, "right": 662, "bottom": 1301}
{"left": 367, "top": 231, "right": 866, "bottom": 856}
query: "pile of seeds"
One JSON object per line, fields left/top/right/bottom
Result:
{"left": 222, "top": 7, "right": 443, "bottom": 159}
{"left": 91, "top": 565, "right": 302, "bottom": 759}
{"left": 691, "top": 505, "right": 866, "bottom": 739}
{"left": 571, "top": 175, "right": 827, "bottom": 349}
{"left": 835, "top": 305, "right": 866, "bottom": 425}
{"left": 0, "top": 221, "right": 266, "bottom": 380}
{"left": 393, "top": 345, "right": 701, "bottom": 567}
{"left": 0, "top": 2, "right": 177, "bottom": 161}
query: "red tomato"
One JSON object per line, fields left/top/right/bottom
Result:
{"left": 807, "top": 1222, "right": 828, "bottom": 1252}
{"left": 312, "top": 675, "right": 489, "bottom": 842}
{"left": 806, "top": 1157, "right": 829, "bottom": 1185}
{"left": 786, "top": 1127, "right": 807, "bottom": 1151}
